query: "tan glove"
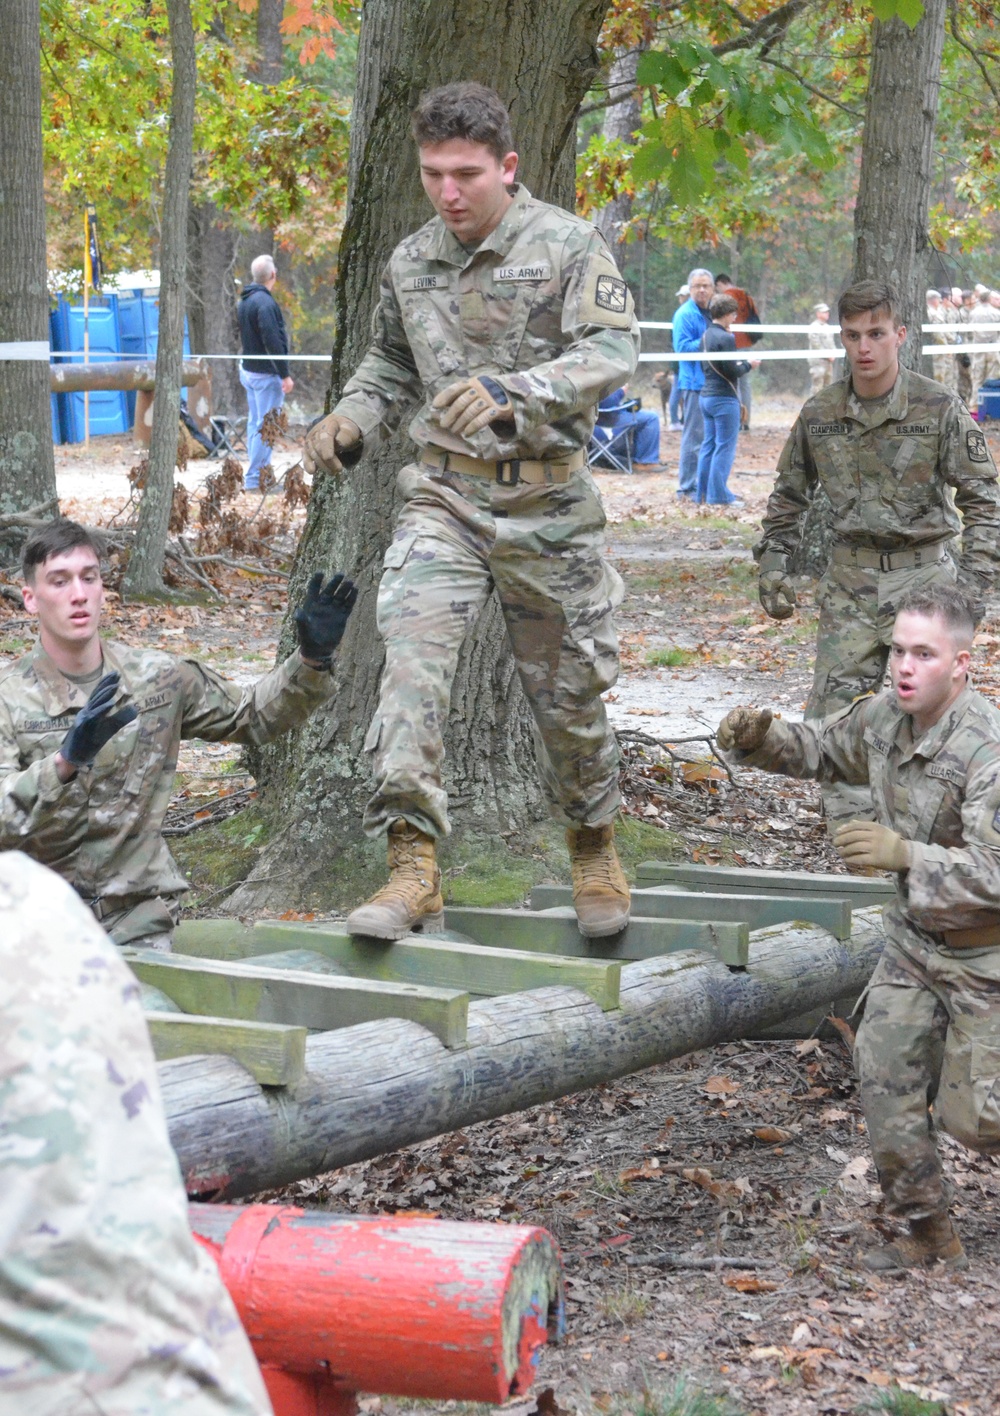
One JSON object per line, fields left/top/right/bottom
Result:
{"left": 716, "top": 706, "right": 773, "bottom": 752}
{"left": 833, "top": 821, "right": 911, "bottom": 873}
{"left": 431, "top": 375, "right": 515, "bottom": 437}
{"left": 303, "top": 414, "right": 362, "bottom": 476}
{"left": 759, "top": 568, "right": 797, "bottom": 620}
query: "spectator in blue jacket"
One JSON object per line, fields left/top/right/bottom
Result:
{"left": 237, "top": 254, "right": 293, "bottom": 491}
{"left": 672, "top": 268, "right": 714, "bottom": 498}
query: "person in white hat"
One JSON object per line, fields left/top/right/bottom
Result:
{"left": 807, "top": 301, "right": 839, "bottom": 395}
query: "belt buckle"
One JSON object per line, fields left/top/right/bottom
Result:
{"left": 496, "top": 459, "right": 520, "bottom": 486}
{"left": 879, "top": 552, "right": 894, "bottom": 572}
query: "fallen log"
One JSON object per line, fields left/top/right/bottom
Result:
{"left": 162, "top": 910, "right": 885, "bottom": 1200}
{"left": 48, "top": 358, "right": 208, "bottom": 393}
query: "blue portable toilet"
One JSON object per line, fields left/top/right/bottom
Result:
{"left": 49, "top": 307, "right": 64, "bottom": 444}
{"left": 52, "top": 294, "right": 130, "bottom": 443}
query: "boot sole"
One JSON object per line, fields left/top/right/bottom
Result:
{"left": 577, "top": 912, "right": 630, "bottom": 939}
{"left": 345, "top": 908, "right": 445, "bottom": 942}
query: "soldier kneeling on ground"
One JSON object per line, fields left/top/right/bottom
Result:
{"left": 717, "top": 583, "right": 1000, "bottom": 1273}
{"left": 0, "top": 519, "right": 356, "bottom": 951}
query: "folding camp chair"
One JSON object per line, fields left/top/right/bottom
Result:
{"left": 208, "top": 414, "right": 247, "bottom": 458}
{"left": 586, "top": 398, "right": 641, "bottom": 474}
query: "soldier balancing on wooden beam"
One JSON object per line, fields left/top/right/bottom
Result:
{"left": 717, "top": 583, "right": 1000, "bottom": 1273}
{"left": 304, "top": 81, "right": 641, "bottom": 943}
{"left": 0, "top": 518, "right": 356, "bottom": 951}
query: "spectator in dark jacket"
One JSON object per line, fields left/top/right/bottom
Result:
{"left": 238, "top": 254, "right": 293, "bottom": 491}
{"left": 715, "top": 272, "right": 761, "bottom": 427}
{"left": 696, "top": 293, "right": 756, "bottom": 506}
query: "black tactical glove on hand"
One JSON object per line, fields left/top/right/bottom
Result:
{"left": 294, "top": 571, "right": 358, "bottom": 669}
{"left": 60, "top": 672, "right": 138, "bottom": 769}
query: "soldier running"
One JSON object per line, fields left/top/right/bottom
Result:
{"left": 304, "top": 82, "right": 639, "bottom": 941}
{"left": 718, "top": 584, "right": 1000, "bottom": 1273}
{"left": 0, "top": 519, "right": 355, "bottom": 949}
{"left": 754, "top": 279, "right": 1000, "bottom": 829}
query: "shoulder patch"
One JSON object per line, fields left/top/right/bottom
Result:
{"left": 578, "top": 255, "right": 634, "bottom": 330}
{"left": 967, "top": 428, "right": 990, "bottom": 463}
{"left": 595, "top": 274, "right": 628, "bottom": 314}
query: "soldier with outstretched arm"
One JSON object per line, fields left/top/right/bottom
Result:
{"left": 0, "top": 519, "right": 356, "bottom": 950}
{"left": 754, "top": 279, "right": 1000, "bottom": 830}
{"left": 303, "top": 82, "right": 640, "bottom": 942}
{"left": 717, "top": 583, "right": 1000, "bottom": 1272}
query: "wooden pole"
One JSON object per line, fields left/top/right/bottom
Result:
{"left": 162, "top": 911, "right": 886, "bottom": 1200}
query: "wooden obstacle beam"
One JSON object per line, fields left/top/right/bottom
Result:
{"left": 191, "top": 1203, "right": 564, "bottom": 1413}
{"left": 635, "top": 861, "right": 895, "bottom": 906}
{"left": 146, "top": 1013, "right": 307, "bottom": 1086}
{"left": 529, "top": 884, "right": 853, "bottom": 940}
{"left": 49, "top": 359, "right": 208, "bottom": 393}
{"left": 161, "top": 908, "right": 886, "bottom": 1199}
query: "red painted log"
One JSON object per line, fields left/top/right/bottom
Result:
{"left": 190, "top": 1203, "right": 564, "bottom": 1410}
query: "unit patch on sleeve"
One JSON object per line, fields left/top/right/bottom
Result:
{"left": 967, "top": 428, "right": 990, "bottom": 463}
{"left": 595, "top": 275, "right": 628, "bottom": 314}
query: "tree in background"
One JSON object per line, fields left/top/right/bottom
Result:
{"left": 1, "top": 0, "right": 58, "bottom": 560}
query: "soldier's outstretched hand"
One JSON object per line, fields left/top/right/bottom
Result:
{"left": 294, "top": 571, "right": 358, "bottom": 668}
{"left": 60, "top": 672, "right": 138, "bottom": 769}
{"left": 717, "top": 706, "right": 773, "bottom": 752}
{"left": 833, "top": 821, "right": 911, "bottom": 873}
{"left": 432, "top": 376, "right": 516, "bottom": 437}
{"left": 303, "top": 414, "right": 362, "bottom": 477}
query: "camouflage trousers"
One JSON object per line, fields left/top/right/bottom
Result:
{"left": 364, "top": 460, "right": 623, "bottom": 839}
{"left": 809, "top": 360, "right": 835, "bottom": 397}
{"left": 99, "top": 892, "right": 179, "bottom": 951}
{"left": 854, "top": 915, "right": 1000, "bottom": 1219}
{"left": 805, "top": 548, "right": 956, "bottom": 828}
{"left": 932, "top": 353, "right": 958, "bottom": 394}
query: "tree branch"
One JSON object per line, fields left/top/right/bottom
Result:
{"left": 710, "top": 0, "right": 819, "bottom": 58}
{"left": 760, "top": 53, "right": 864, "bottom": 118}
{"left": 948, "top": 0, "right": 1000, "bottom": 110}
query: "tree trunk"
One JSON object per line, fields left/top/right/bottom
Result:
{"left": 594, "top": 45, "right": 643, "bottom": 280}
{"left": 187, "top": 203, "right": 243, "bottom": 418}
{"left": 853, "top": 0, "right": 947, "bottom": 367}
{"left": 230, "top": 0, "right": 611, "bottom": 912}
{"left": 123, "top": 0, "right": 196, "bottom": 598}
{"left": 0, "top": 0, "right": 58, "bottom": 564}
{"left": 162, "top": 910, "right": 885, "bottom": 1198}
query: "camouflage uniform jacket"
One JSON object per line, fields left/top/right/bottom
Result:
{"left": 731, "top": 685, "right": 1000, "bottom": 943}
{"left": 807, "top": 319, "right": 836, "bottom": 353}
{"left": 0, "top": 852, "right": 272, "bottom": 1414}
{"left": 0, "top": 639, "right": 332, "bottom": 908}
{"left": 757, "top": 366, "right": 1000, "bottom": 589}
{"left": 334, "top": 183, "right": 640, "bottom": 464}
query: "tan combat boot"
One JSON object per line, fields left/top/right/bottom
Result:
{"left": 567, "top": 823, "right": 630, "bottom": 938}
{"left": 860, "top": 1213, "right": 968, "bottom": 1274}
{"left": 346, "top": 819, "right": 445, "bottom": 940}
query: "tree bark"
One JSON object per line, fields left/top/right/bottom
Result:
{"left": 0, "top": 0, "right": 58, "bottom": 563}
{"left": 162, "top": 911, "right": 885, "bottom": 1198}
{"left": 230, "top": 0, "right": 611, "bottom": 912}
{"left": 594, "top": 45, "right": 643, "bottom": 288}
{"left": 853, "top": 0, "right": 947, "bottom": 367}
{"left": 123, "top": 0, "right": 197, "bottom": 598}
{"left": 187, "top": 204, "right": 243, "bottom": 418}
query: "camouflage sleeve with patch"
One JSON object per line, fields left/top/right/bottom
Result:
{"left": 178, "top": 649, "right": 334, "bottom": 746}
{"left": 905, "top": 747, "right": 1000, "bottom": 929}
{"left": 755, "top": 415, "right": 818, "bottom": 561}
{"left": 943, "top": 402, "right": 1000, "bottom": 590}
{"left": 726, "top": 697, "right": 873, "bottom": 787}
{"left": 498, "top": 230, "right": 640, "bottom": 437}
{"left": 0, "top": 695, "right": 91, "bottom": 852}
{"left": 334, "top": 262, "right": 423, "bottom": 445}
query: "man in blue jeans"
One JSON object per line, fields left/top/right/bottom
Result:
{"left": 672, "top": 268, "right": 713, "bottom": 498}
{"left": 237, "top": 254, "right": 294, "bottom": 490}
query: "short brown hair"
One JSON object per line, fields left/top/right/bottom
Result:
{"left": 411, "top": 83, "right": 514, "bottom": 162}
{"left": 896, "top": 582, "right": 975, "bottom": 642}
{"left": 838, "top": 279, "right": 902, "bottom": 329}
{"left": 22, "top": 520, "right": 105, "bottom": 583}
{"left": 709, "top": 293, "right": 739, "bottom": 321}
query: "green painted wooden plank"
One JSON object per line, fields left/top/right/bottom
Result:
{"left": 635, "top": 861, "right": 895, "bottom": 905}
{"left": 173, "top": 919, "right": 255, "bottom": 958}
{"left": 127, "top": 951, "right": 468, "bottom": 1048}
{"left": 443, "top": 906, "right": 749, "bottom": 968}
{"left": 146, "top": 1012, "right": 307, "bottom": 1085}
{"left": 528, "top": 884, "right": 852, "bottom": 940}
{"left": 175, "top": 920, "right": 621, "bottom": 1010}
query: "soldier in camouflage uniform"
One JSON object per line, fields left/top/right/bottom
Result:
{"left": 806, "top": 302, "right": 838, "bottom": 396}
{"left": 926, "top": 288, "right": 956, "bottom": 392}
{"left": 0, "top": 520, "right": 355, "bottom": 949}
{"left": 304, "top": 82, "right": 639, "bottom": 941}
{"left": 0, "top": 850, "right": 272, "bottom": 1413}
{"left": 718, "top": 584, "right": 1000, "bottom": 1272}
{"left": 755, "top": 279, "right": 1000, "bottom": 828}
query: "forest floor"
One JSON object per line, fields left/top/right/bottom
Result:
{"left": 4, "top": 401, "right": 1000, "bottom": 1416}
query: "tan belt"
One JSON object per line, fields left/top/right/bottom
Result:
{"left": 943, "top": 922, "right": 1000, "bottom": 950}
{"left": 832, "top": 543, "right": 949, "bottom": 572}
{"left": 421, "top": 446, "right": 585, "bottom": 487}
{"left": 77, "top": 889, "right": 150, "bottom": 923}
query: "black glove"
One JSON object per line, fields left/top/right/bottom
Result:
{"left": 294, "top": 571, "right": 358, "bottom": 668}
{"left": 60, "top": 672, "right": 138, "bottom": 769}
{"left": 959, "top": 353, "right": 972, "bottom": 370}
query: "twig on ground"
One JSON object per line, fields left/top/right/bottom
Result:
{"left": 626, "top": 1251, "right": 781, "bottom": 1270}
{"left": 0, "top": 497, "right": 59, "bottom": 531}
